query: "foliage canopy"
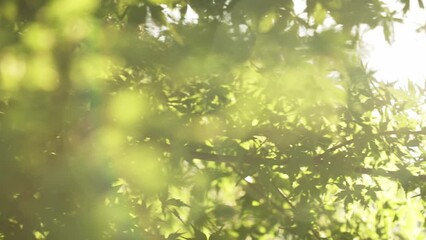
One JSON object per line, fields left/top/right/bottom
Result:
{"left": 1, "top": 0, "right": 426, "bottom": 239}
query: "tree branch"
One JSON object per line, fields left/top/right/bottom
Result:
{"left": 314, "top": 129, "right": 426, "bottom": 162}
{"left": 158, "top": 128, "right": 426, "bottom": 181}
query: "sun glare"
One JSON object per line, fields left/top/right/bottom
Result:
{"left": 361, "top": 0, "right": 426, "bottom": 87}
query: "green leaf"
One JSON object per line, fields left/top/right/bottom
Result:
{"left": 258, "top": 11, "right": 278, "bottom": 33}
{"left": 383, "top": 22, "right": 394, "bottom": 43}
{"left": 167, "top": 232, "right": 184, "bottom": 240}
{"left": 208, "top": 229, "right": 224, "bottom": 240}
{"left": 165, "top": 198, "right": 189, "bottom": 208}
{"left": 193, "top": 227, "right": 207, "bottom": 240}
{"left": 127, "top": 5, "right": 147, "bottom": 25}
{"left": 407, "top": 80, "right": 416, "bottom": 96}
{"left": 313, "top": 3, "right": 327, "bottom": 25}
{"left": 212, "top": 204, "right": 237, "bottom": 219}
{"left": 149, "top": 5, "right": 167, "bottom": 26}
{"left": 335, "top": 190, "right": 347, "bottom": 201}
{"left": 403, "top": 0, "right": 410, "bottom": 12}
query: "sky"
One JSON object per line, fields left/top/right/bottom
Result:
{"left": 360, "top": 0, "right": 426, "bottom": 87}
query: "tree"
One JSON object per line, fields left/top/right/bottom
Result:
{"left": 0, "top": 0, "right": 425, "bottom": 239}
